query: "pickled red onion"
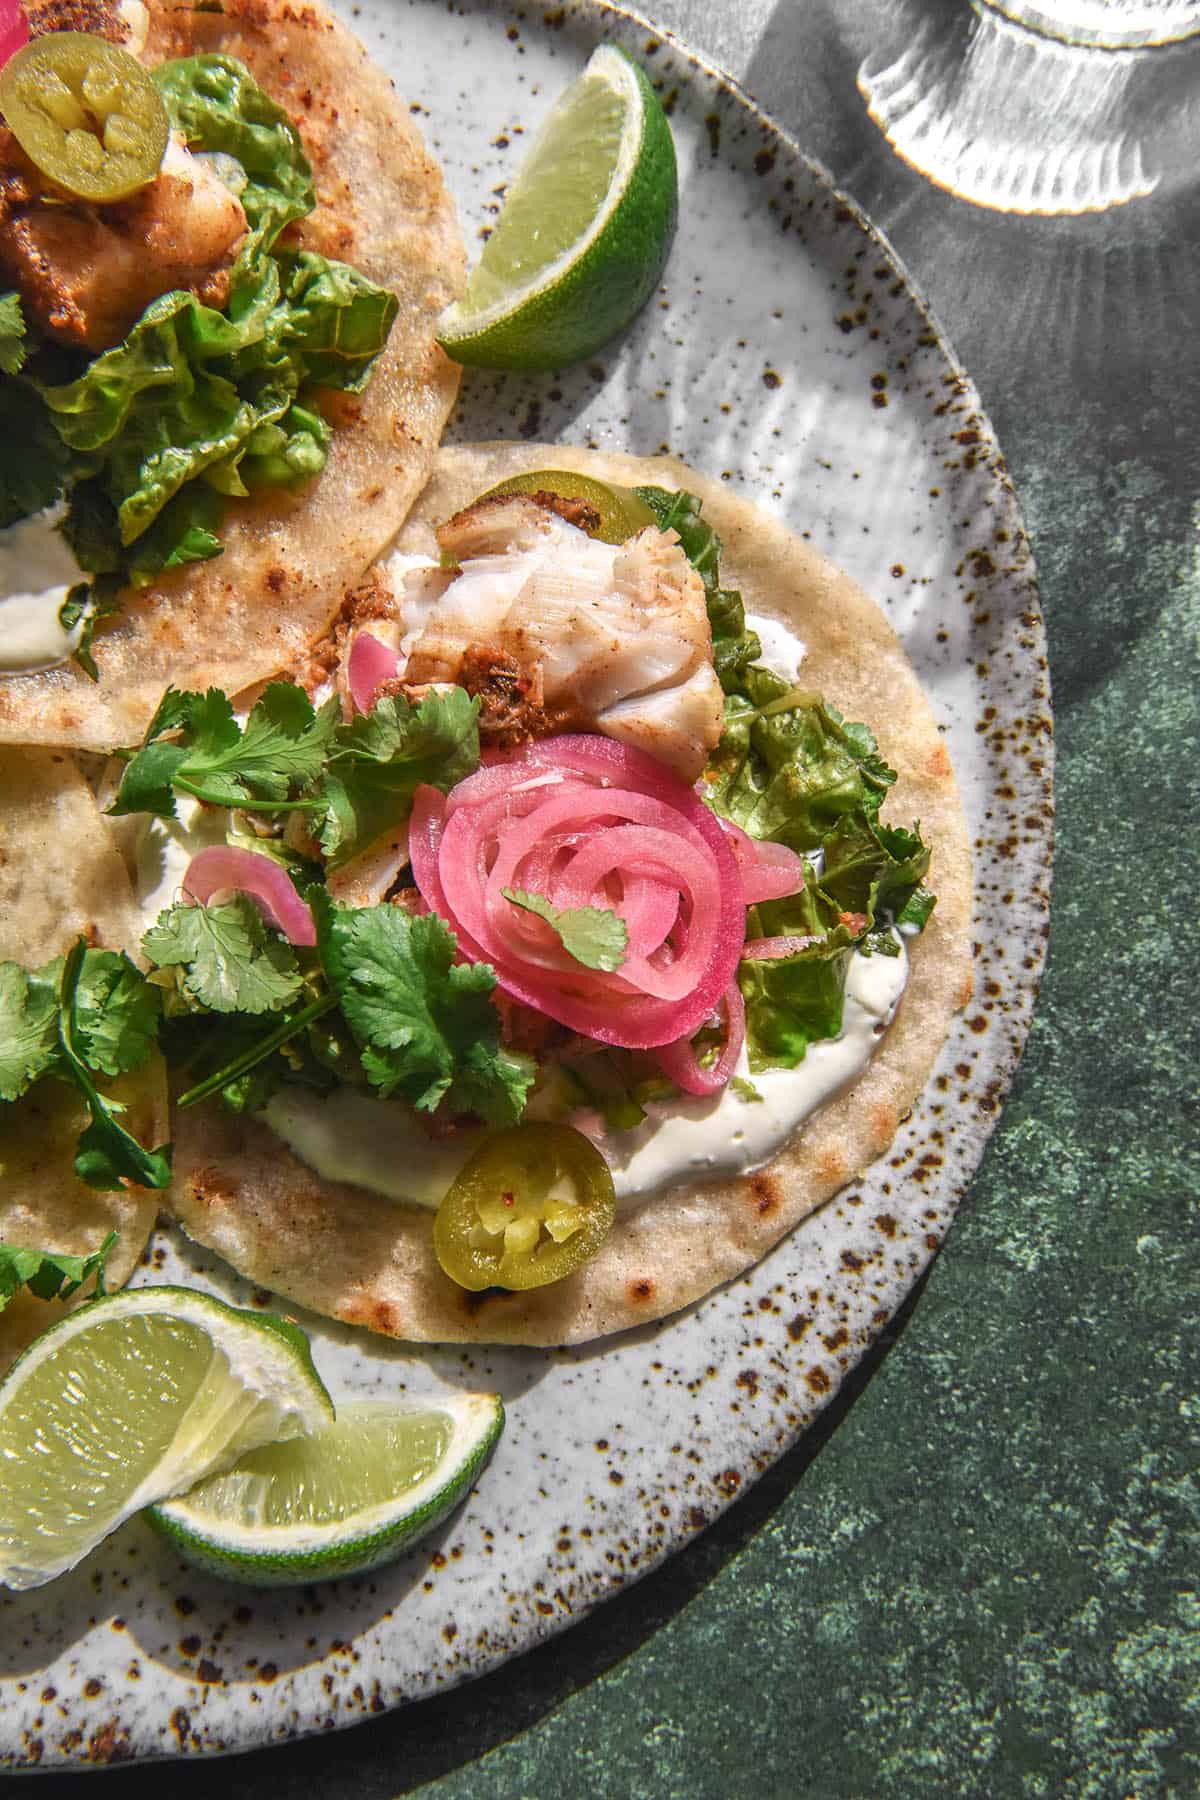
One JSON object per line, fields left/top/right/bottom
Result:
{"left": 0, "top": 0, "right": 27, "bottom": 68}
{"left": 718, "top": 817, "right": 804, "bottom": 904}
{"left": 183, "top": 846, "right": 316, "bottom": 947}
{"left": 348, "top": 631, "right": 399, "bottom": 714}
{"left": 656, "top": 979, "right": 746, "bottom": 1098}
{"left": 741, "top": 935, "right": 820, "bottom": 960}
{"left": 410, "top": 735, "right": 746, "bottom": 1049}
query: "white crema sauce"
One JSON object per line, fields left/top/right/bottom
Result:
{"left": 0, "top": 510, "right": 87, "bottom": 675}
{"left": 263, "top": 938, "right": 908, "bottom": 1211}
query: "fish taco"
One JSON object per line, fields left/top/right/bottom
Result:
{"left": 126, "top": 442, "right": 975, "bottom": 1346}
{"left": 0, "top": 0, "right": 464, "bottom": 750}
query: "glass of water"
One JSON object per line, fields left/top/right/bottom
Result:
{"left": 858, "top": 0, "right": 1200, "bottom": 213}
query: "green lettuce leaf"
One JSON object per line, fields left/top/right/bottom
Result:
{"left": 274, "top": 251, "right": 400, "bottom": 395}
{"left": 153, "top": 53, "right": 315, "bottom": 252}
{"left": 634, "top": 485, "right": 761, "bottom": 690}
{"left": 705, "top": 675, "right": 898, "bottom": 853}
{"left": 816, "top": 814, "right": 932, "bottom": 923}
{"left": 315, "top": 897, "right": 534, "bottom": 1125}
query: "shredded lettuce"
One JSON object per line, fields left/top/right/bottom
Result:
{"left": 151, "top": 54, "right": 314, "bottom": 253}
{"left": 650, "top": 486, "right": 937, "bottom": 1075}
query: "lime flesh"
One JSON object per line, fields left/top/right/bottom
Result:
{"left": 148, "top": 1395, "right": 505, "bottom": 1586}
{"left": 438, "top": 45, "right": 677, "bottom": 371}
{"left": 0, "top": 1287, "right": 333, "bottom": 1591}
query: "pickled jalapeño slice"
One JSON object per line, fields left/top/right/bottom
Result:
{"left": 433, "top": 1122, "right": 616, "bottom": 1291}
{"left": 0, "top": 33, "right": 169, "bottom": 202}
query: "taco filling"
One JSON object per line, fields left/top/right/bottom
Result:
{"left": 52, "top": 446, "right": 962, "bottom": 1344}
{"left": 0, "top": 445, "right": 971, "bottom": 1349}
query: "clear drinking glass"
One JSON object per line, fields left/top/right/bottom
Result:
{"left": 857, "top": 0, "right": 1200, "bottom": 213}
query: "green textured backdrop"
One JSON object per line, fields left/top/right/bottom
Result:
{"left": 1, "top": 1, "right": 1195, "bottom": 1794}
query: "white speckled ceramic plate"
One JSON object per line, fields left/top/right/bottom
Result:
{"left": 0, "top": 0, "right": 1053, "bottom": 1770}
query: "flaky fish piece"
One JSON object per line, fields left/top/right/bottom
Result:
{"left": 397, "top": 495, "right": 724, "bottom": 780}
{"left": 0, "top": 130, "right": 247, "bottom": 350}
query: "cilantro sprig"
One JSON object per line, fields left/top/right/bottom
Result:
{"left": 315, "top": 897, "right": 534, "bottom": 1125}
{"left": 110, "top": 679, "right": 480, "bottom": 869}
{"left": 110, "top": 683, "right": 339, "bottom": 819}
{"left": 157, "top": 894, "right": 533, "bottom": 1128}
{"left": 0, "top": 943, "right": 172, "bottom": 1191}
{"left": 0, "top": 1229, "right": 119, "bottom": 1316}
{"left": 502, "top": 888, "right": 628, "bottom": 973}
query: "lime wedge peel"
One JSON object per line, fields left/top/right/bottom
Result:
{"left": 147, "top": 1394, "right": 505, "bottom": 1587}
{"left": 0, "top": 1286, "right": 334, "bottom": 1593}
{"left": 437, "top": 44, "right": 677, "bottom": 371}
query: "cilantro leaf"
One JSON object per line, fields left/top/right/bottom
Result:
{"left": 71, "top": 949, "right": 161, "bottom": 1077}
{"left": 143, "top": 897, "right": 304, "bottom": 1014}
{"left": 0, "top": 1229, "right": 119, "bottom": 1314}
{"left": 110, "top": 682, "right": 339, "bottom": 819}
{"left": 0, "top": 962, "right": 60, "bottom": 1101}
{"left": 316, "top": 897, "right": 534, "bottom": 1125}
{"left": 501, "top": 888, "right": 628, "bottom": 973}
{"left": 55, "top": 941, "right": 173, "bottom": 1191}
{"left": 319, "top": 688, "right": 480, "bottom": 868}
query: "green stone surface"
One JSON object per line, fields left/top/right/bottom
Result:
{"left": 2, "top": 3, "right": 1195, "bottom": 1795}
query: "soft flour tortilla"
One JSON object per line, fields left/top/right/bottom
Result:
{"left": 166, "top": 445, "right": 974, "bottom": 1347}
{"left": 0, "top": 0, "right": 464, "bottom": 751}
{"left": 0, "top": 750, "right": 167, "bottom": 1372}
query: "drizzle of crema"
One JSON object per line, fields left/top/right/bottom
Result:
{"left": 0, "top": 511, "right": 86, "bottom": 675}
{"left": 263, "top": 941, "right": 908, "bottom": 1212}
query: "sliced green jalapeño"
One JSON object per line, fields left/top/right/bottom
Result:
{"left": 0, "top": 34, "right": 169, "bottom": 202}
{"left": 433, "top": 1122, "right": 616, "bottom": 1292}
{"left": 476, "top": 468, "right": 658, "bottom": 545}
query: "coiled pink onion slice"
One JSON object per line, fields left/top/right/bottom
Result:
{"left": 718, "top": 816, "right": 805, "bottom": 904}
{"left": 0, "top": 0, "right": 28, "bottom": 68}
{"left": 182, "top": 846, "right": 316, "bottom": 947}
{"left": 410, "top": 735, "right": 746, "bottom": 1049}
{"left": 656, "top": 979, "right": 746, "bottom": 1098}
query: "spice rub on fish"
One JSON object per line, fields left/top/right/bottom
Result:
{"left": 0, "top": 127, "right": 246, "bottom": 349}
{"left": 380, "top": 492, "right": 725, "bottom": 781}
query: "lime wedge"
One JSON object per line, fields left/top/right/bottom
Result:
{"left": 147, "top": 1395, "right": 505, "bottom": 1585}
{"left": 0, "top": 1286, "right": 333, "bottom": 1591}
{"left": 477, "top": 468, "right": 659, "bottom": 544}
{"left": 437, "top": 45, "right": 677, "bottom": 370}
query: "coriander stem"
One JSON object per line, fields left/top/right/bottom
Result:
{"left": 177, "top": 991, "right": 340, "bottom": 1109}
{"left": 173, "top": 777, "right": 327, "bottom": 814}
